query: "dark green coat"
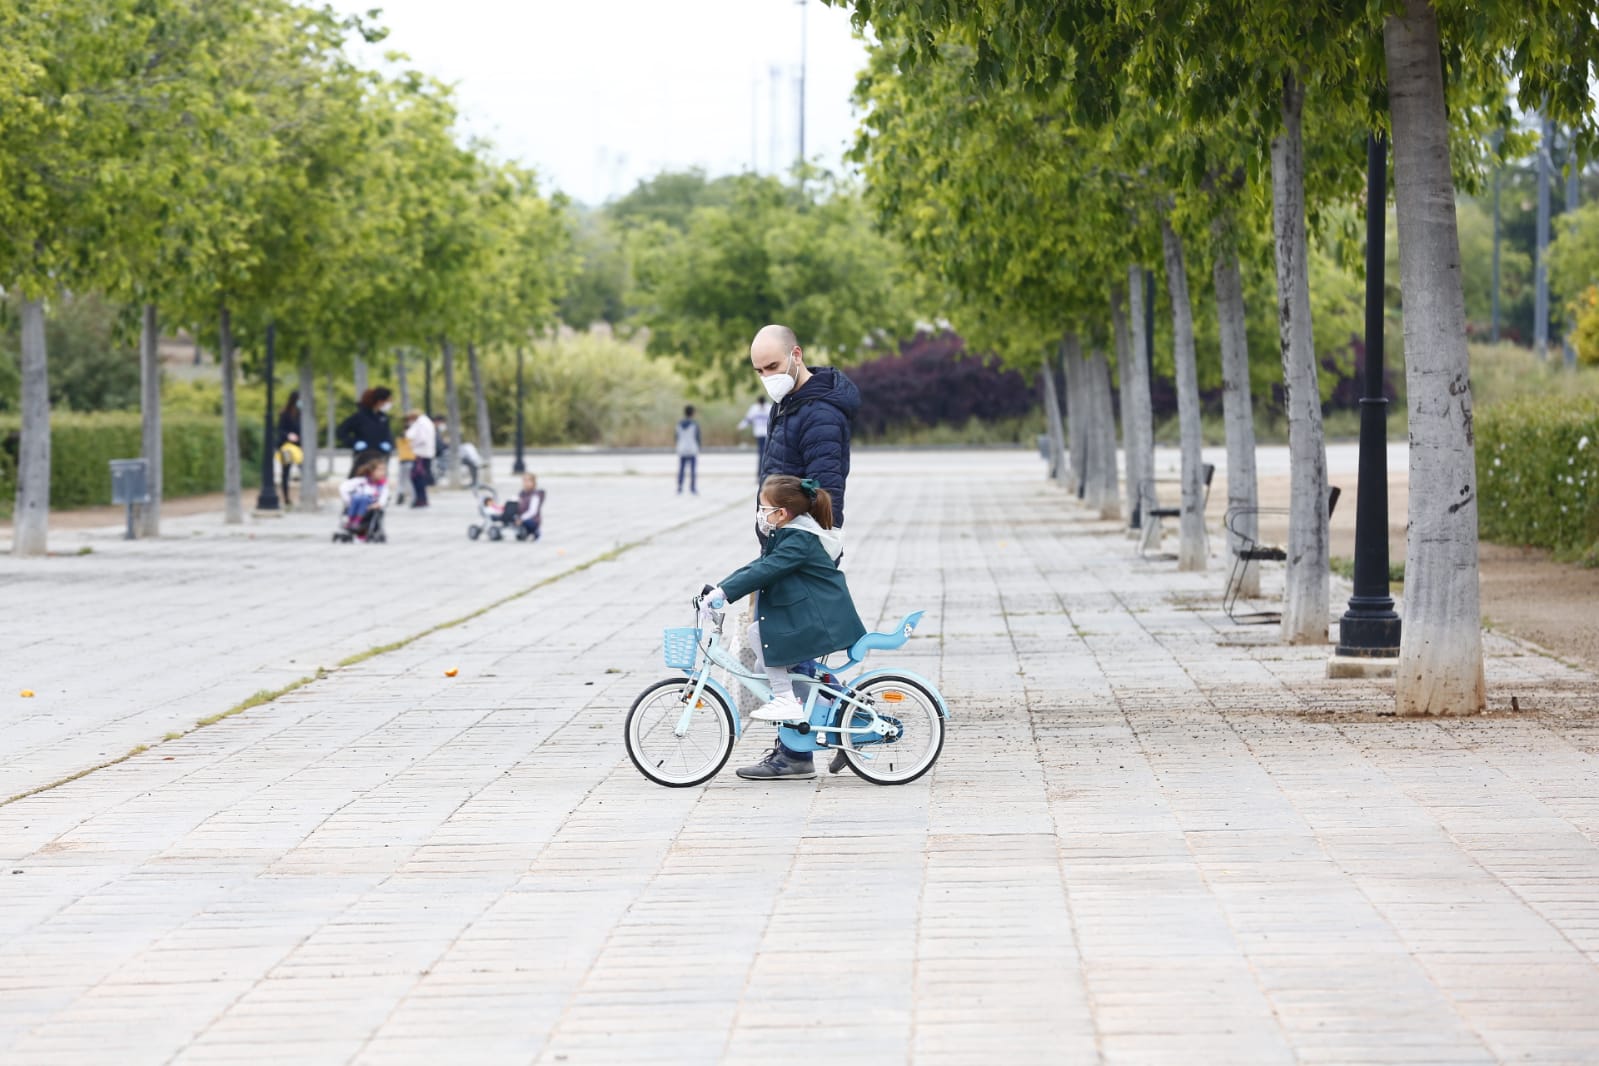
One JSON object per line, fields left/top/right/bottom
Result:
{"left": 719, "top": 525, "right": 866, "bottom": 666}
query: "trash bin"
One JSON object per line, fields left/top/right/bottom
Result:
{"left": 110, "top": 458, "right": 151, "bottom": 539}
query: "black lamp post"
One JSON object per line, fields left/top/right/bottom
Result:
{"left": 256, "top": 322, "right": 281, "bottom": 512}
{"left": 1335, "top": 133, "right": 1401, "bottom": 662}
{"left": 512, "top": 345, "right": 527, "bottom": 474}
{"left": 423, "top": 356, "right": 433, "bottom": 415}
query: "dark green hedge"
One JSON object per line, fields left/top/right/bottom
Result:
{"left": 0, "top": 412, "right": 261, "bottom": 516}
{"left": 1477, "top": 396, "right": 1599, "bottom": 560}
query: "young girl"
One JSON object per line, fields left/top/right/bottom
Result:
{"left": 337, "top": 457, "right": 390, "bottom": 539}
{"left": 706, "top": 475, "right": 867, "bottom": 777}
{"left": 514, "top": 473, "right": 545, "bottom": 540}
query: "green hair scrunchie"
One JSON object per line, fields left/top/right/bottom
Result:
{"left": 798, "top": 478, "right": 819, "bottom": 499}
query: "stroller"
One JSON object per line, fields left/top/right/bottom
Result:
{"left": 333, "top": 478, "right": 388, "bottom": 544}
{"left": 467, "top": 486, "right": 519, "bottom": 541}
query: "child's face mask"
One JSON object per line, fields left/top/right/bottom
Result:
{"left": 756, "top": 504, "right": 782, "bottom": 536}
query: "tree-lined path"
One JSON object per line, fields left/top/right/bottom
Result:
{"left": 3, "top": 450, "right": 1597, "bottom": 1063}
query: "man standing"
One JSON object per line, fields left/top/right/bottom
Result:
{"left": 751, "top": 323, "right": 859, "bottom": 533}
{"left": 736, "top": 323, "right": 862, "bottom": 782}
{"left": 737, "top": 395, "right": 771, "bottom": 482}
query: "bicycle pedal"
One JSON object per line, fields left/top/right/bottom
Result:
{"left": 828, "top": 750, "right": 848, "bottom": 775}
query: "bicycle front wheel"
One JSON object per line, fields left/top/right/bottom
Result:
{"left": 625, "top": 678, "right": 735, "bottom": 787}
{"left": 838, "top": 673, "right": 945, "bottom": 785}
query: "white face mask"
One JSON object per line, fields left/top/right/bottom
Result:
{"left": 756, "top": 505, "right": 780, "bottom": 536}
{"left": 761, "top": 352, "right": 798, "bottom": 403}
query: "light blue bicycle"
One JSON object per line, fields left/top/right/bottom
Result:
{"left": 624, "top": 596, "right": 949, "bottom": 787}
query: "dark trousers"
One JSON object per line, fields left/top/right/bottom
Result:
{"left": 410, "top": 457, "right": 430, "bottom": 506}
{"left": 754, "top": 436, "right": 766, "bottom": 482}
{"left": 677, "top": 455, "right": 698, "bottom": 493}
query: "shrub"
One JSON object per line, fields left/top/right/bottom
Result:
{"left": 845, "top": 331, "right": 1036, "bottom": 440}
{"left": 0, "top": 412, "right": 261, "bottom": 517}
{"left": 1476, "top": 395, "right": 1599, "bottom": 560}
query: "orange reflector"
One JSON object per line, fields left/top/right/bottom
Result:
{"left": 881, "top": 690, "right": 906, "bottom": 702}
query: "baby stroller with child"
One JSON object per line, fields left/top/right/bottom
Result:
{"left": 333, "top": 499, "right": 387, "bottom": 544}
{"left": 467, "top": 486, "right": 519, "bottom": 541}
{"left": 333, "top": 459, "right": 390, "bottom": 544}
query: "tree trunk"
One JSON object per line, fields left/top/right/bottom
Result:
{"left": 1040, "top": 367, "right": 1068, "bottom": 487}
{"left": 1213, "top": 223, "right": 1261, "bottom": 595}
{"left": 1271, "top": 73, "right": 1331, "bottom": 640}
{"left": 1385, "top": 0, "right": 1485, "bottom": 714}
{"left": 219, "top": 306, "right": 243, "bottom": 525}
{"left": 467, "top": 342, "right": 494, "bottom": 486}
{"left": 353, "top": 355, "right": 369, "bottom": 399}
{"left": 395, "top": 350, "right": 411, "bottom": 414}
{"left": 12, "top": 297, "right": 51, "bottom": 556}
{"left": 443, "top": 339, "right": 464, "bottom": 488}
{"left": 1062, "top": 336, "right": 1087, "bottom": 498}
{"left": 297, "top": 352, "right": 320, "bottom": 512}
{"left": 322, "top": 375, "right": 335, "bottom": 476}
{"left": 137, "top": 303, "right": 163, "bottom": 538}
{"left": 1110, "top": 285, "right": 1138, "bottom": 533}
{"left": 1160, "top": 209, "right": 1207, "bottom": 571}
{"left": 1124, "top": 264, "right": 1157, "bottom": 532}
{"left": 1088, "top": 346, "right": 1120, "bottom": 519}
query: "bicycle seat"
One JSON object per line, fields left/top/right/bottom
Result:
{"left": 845, "top": 611, "right": 924, "bottom": 665}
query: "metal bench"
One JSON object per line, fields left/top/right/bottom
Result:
{"left": 1222, "top": 486, "right": 1342, "bottom": 623}
{"left": 1136, "top": 462, "right": 1214, "bottom": 559}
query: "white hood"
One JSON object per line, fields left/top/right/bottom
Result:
{"left": 785, "top": 514, "right": 844, "bottom": 561}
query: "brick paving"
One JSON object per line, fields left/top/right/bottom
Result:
{"left": 2, "top": 448, "right": 1597, "bottom": 1064}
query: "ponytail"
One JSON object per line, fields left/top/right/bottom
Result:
{"left": 761, "top": 474, "right": 835, "bottom": 530}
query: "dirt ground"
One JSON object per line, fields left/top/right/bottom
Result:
{"left": 1245, "top": 469, "right": 1599, "bottom": 673}
{"left": 10, "top": 459, "right": 1599, "bottom": 672}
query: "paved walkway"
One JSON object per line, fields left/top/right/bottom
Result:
{"left": 2, "top": 449, "right": 1597, "bottom": 1064}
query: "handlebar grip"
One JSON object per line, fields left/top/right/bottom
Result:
{"left": 709, "top": 596, "right": 725, "bottom": 609}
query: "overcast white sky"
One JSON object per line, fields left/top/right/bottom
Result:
{"left": 329, "top": 0, "right": 873, "bottom": 205}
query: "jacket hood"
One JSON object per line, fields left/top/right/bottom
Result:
{"left": 788, "top": 366, "right": 860, "bottom": 420}
{"left": 784, "top": 514, "right": 844, "bottom": 561}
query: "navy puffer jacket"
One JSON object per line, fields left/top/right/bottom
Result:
{"left": 759, "top": 366, "right": 861, "bottom": 527}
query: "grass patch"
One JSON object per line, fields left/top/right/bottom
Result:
{"left": 1330, "top": 556, "right": 1405, "bottom": 585}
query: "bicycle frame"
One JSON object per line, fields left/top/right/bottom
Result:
{"left": 673, "top": 610, "right": 944, "bottom": 755}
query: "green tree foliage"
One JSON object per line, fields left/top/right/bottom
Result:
{"left": 630, "top": 171, "right": 913, "bottom": 389}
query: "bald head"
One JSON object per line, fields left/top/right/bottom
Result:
{"left": 751, "top": 324, "right": 798, "bottom": 361}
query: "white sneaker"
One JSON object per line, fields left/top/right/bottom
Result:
{"left": 750, "top": 694, "right": 805, "bottom": 722}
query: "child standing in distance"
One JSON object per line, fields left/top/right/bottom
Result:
{"left": 704, "top": 474, "right": 866, "bottom": 781}
{"left": 515, "top": 473, "right": 545, "bottom": 541}
{"left": 675, "top": 404, "right": 701, "bottom": 495}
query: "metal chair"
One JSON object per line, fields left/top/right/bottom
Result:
{"left": 1136, "top": 463, "right": 1214, "bottom": 559}
{"left": 1222, "top": 486, "right": 1342, "bottom": 623}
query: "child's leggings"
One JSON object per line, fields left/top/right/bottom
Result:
{"left": 746, "top": 621, "right": 796, "bottom": 700}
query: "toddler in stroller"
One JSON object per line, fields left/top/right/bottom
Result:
{"left": 467, "top": 474, "right": 546, "bottom": 541}
{"left": 334, "top": 457, "right": 390, "bottom": 543}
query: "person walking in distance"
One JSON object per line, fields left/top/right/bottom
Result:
{"left": 675, "top": 404, "right": 701, "bottom": 495}
{"left": 738, "top": 395, "right": 771, "bottom": 482}
{"left": 404, "top": 409, "right": 435, "bottom": 508}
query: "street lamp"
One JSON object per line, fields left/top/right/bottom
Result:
{"left": 512, "top": 345, "right": 527, "bottom": 474}
{"left": 1331, "top": 133, "right": 1400, "bottom": 675}
{"left": 256, "top": 322, "right": 282, "bottom": 512}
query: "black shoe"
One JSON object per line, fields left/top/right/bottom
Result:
{"left": 735, "top": 746, "right": 816, "bottom": 781}
{"left": 828, "top": 750, "right": 849, "bottom": 774}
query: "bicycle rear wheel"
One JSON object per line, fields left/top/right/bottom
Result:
{"left": 625, "top": 678, "right": 735, "bottom": 787}
{"left": 838, "top": 673, "right": 944, "bottom": 785}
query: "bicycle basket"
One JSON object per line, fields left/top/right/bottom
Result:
{"left": 661, "top": 627, "right": 702, "bottom": 671}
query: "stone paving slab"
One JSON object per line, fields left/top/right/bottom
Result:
{"left": 1, "top": 448, "right": 1597, "bottom": 1063}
